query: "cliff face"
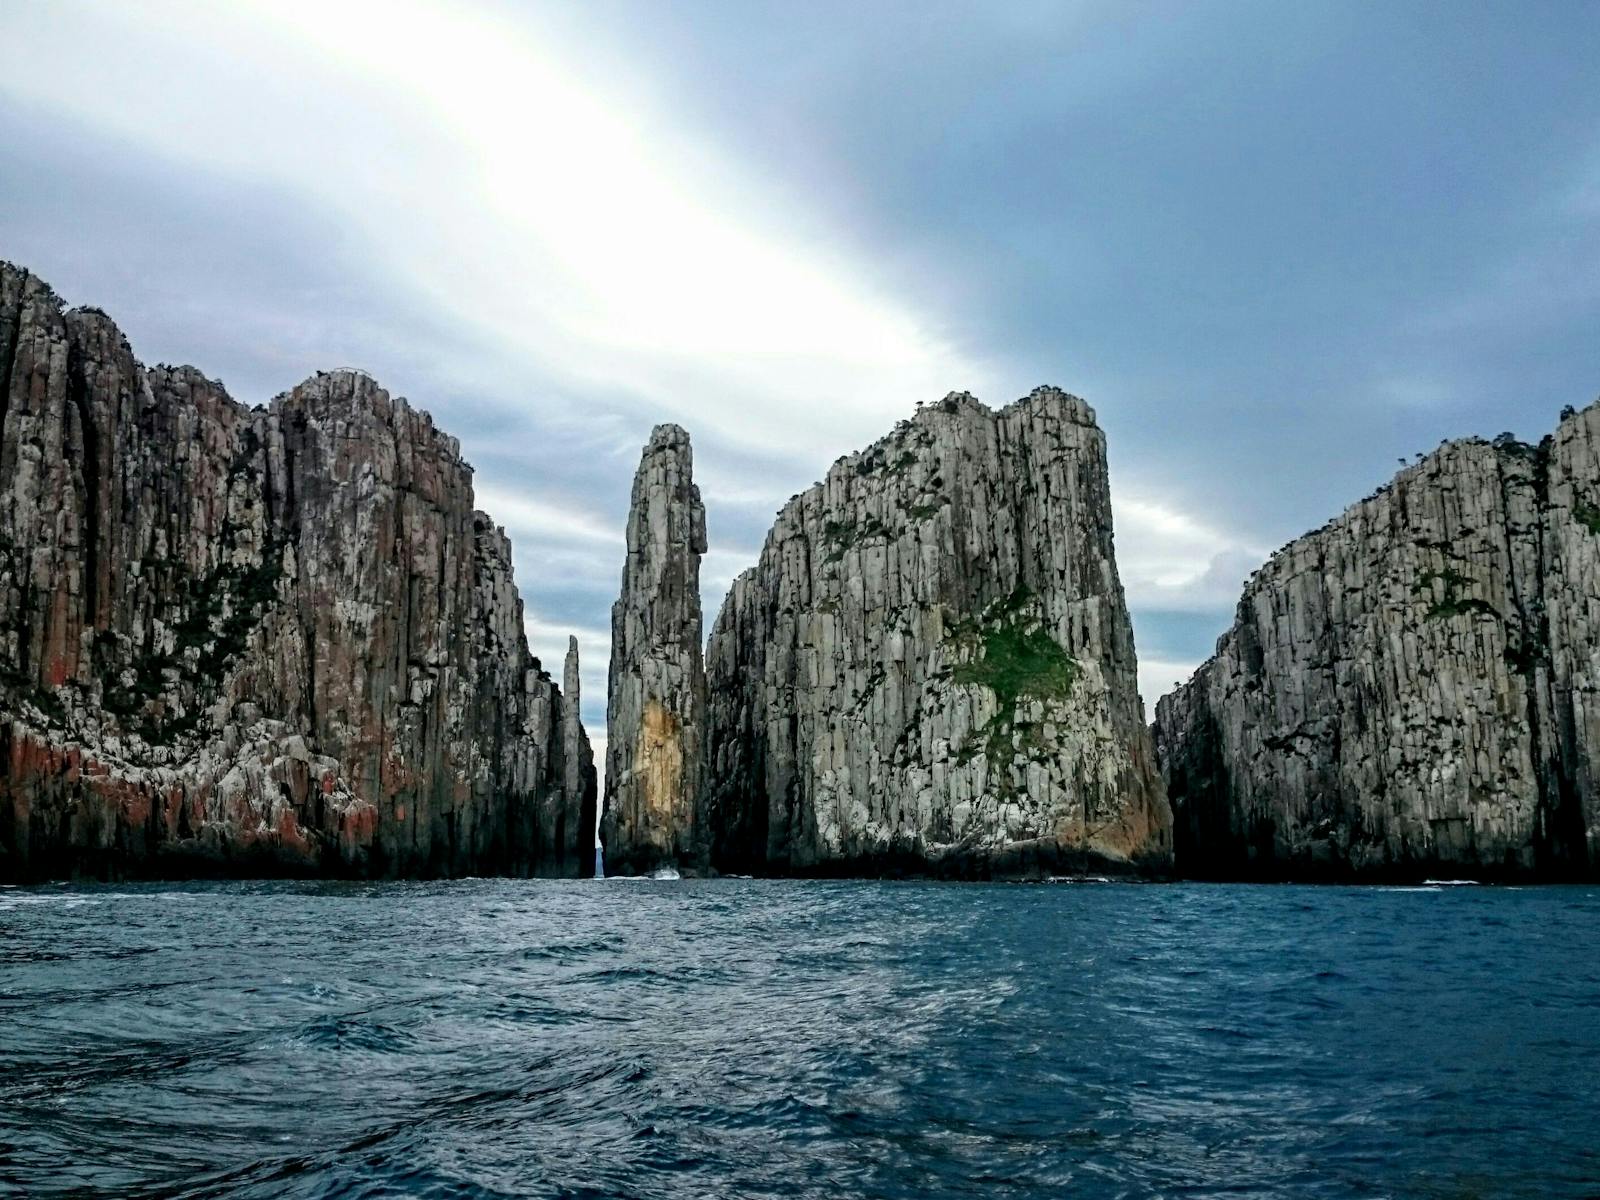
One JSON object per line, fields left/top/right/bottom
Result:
{"left": 602, "top": 424, "right": 707, "bottom": 874}
{"left": 0, "top": 262, "right": 594, "bottom": 880}
{"left": 703, "top": 389, "right": 1171, "bottom": 877}
{"left": 1154, "top": 405, "right": 1600, "bottom": 880}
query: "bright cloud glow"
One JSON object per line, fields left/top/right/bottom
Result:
{"left": 267, "top": 2, "right": 953, "bottom": 363}
{"left": 1113, "top": 493, "right": 1264, "bottom": 611}
{"left": 0, "top": 0, "right": 988, "bottom": 460}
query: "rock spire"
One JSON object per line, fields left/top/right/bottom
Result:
{"left": 601, "top": 423, "right": 708, "bottom": 874}
{"left": 563, "top": 636, "right": 598, "bottom": 872}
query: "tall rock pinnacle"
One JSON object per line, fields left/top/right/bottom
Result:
{"left": 563, "top": 636, "right": 598, "bottom": 876}
{"left": 602, "top": 424, "right": 708, "bottom": 874}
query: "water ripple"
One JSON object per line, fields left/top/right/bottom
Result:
{"left": 1, "top": 880, "right": 1597, "bottom": 1198}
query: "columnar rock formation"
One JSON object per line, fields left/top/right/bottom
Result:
{"left": 1155, "top": 405, "right": 1600, "bottom": 880}
{"left": 602, "top": 424, "right": 707, "bottom": 874}
{"left": 704, "top": 389, "right": 1172, "bottom": 876}
{"left": 563, "top": 636, "right": 598, "bottom": 870}
{"left": 0, "top": 261, "right": 594, "bottom": 880}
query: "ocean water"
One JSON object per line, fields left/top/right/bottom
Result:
{"left": 2, "top": 880, "right": 1597, "bottom": 1199}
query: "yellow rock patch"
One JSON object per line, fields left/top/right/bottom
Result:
{"left": 638, "top": 700, "right": 685, "bottom": 827}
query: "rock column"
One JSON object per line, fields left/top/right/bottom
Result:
{"left": 602, "top": 424, "right": 707, "bottom": 874}
{"left": 563, "top": 636, "right": 598, "bottom": 877}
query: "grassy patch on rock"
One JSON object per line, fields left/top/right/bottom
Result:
{"left": 945, "top": 587, "right": 1079, "bottom": 778}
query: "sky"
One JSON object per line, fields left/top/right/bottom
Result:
{"left": 2, "top": 0, "right": 1598, "bottom": 749}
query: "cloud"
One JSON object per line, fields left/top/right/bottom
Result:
{"left": 1136, "top": 658, "right": 1203, "bottom": 713}
{"left": 1113, "top": 493, "right": 1264, "bottom": 612}
{"left": 4, "top": 0, "right": 992, "bottom": 460}
{"left": 475, "top": 486, "right": 623, "bottom": 550}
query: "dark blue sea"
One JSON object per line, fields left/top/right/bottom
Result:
{"left": 3, "top": 880, "right": 1597, "bottom": 1199}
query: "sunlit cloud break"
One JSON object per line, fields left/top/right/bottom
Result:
{"left": 2, "top": 0, "right": 990, "bottom": 458}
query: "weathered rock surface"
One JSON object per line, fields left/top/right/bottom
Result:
{"left": 703, "top": 389, "right": 1172, "bottom": 877}
{"left": 0, "top": 261, "right": 594, "bottom": 880}
{"left": 1155, "top": 405, "right": 1600, "bottom": 880}
{"left": 602, "top": 424, "right": 707, "bottom": 874}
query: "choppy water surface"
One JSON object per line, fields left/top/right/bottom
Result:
{"left": 3, "top": 880, "right": 1597, "bottom": 1198}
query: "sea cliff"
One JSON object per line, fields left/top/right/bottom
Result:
{"left": 0, "top": 262, "right": 595, "bottom": 880}
{"left": 1154, "top": 407, "right": 1600, "bottom": 880}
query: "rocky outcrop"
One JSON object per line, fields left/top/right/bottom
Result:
{"left": 602, "top": 424, "right": 707, "bottom": 874}
{"left": 703, "top": 389, "right": 1172, "bottom": 877}
{"left": 0, "top": 261, "right": 594, "bottom": 880}
{"left": 1154, "top": 405, "right": 1600, "bottom": 880}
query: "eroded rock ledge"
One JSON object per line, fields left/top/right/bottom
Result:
{"left": 0, "top": 262, "right": 595, "bottom": 880}
{"left": 1155, "top": 406, "right": 1600, "bottom": 881}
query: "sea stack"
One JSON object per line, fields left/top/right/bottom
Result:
{"left": 601, "top": 424, "right": 708, "bottom": 874}
{"left": 1155, "top": 404, "right": 1600, "bottom": 880}
{"left": 0, "top": 261, "right": 594, "bottom": 880}
{"left": 704, "top": 389, "right": 1172, "bottom": 876}
{"left": 562, "top": 636, "right": 599, "bottom": 877}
